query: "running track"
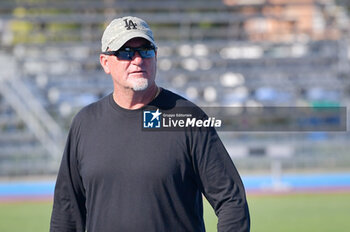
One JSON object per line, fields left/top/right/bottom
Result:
{"left": 1, "top": 172, "right": 350, "bottom": 201}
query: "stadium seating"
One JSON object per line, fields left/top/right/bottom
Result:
{"left": 0, "top": 0, "right": 349, "bottom": 176}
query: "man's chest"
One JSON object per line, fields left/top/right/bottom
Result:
{"left": 77, "top": 128, "right": 193, "bottom": 190}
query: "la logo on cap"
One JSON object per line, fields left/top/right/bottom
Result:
{"left": 124, "top": 19, "right": 137, "bottom": 30}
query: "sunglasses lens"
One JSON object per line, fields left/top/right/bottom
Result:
{"left": 139, "top": 49, "right": 156, "bottom": 58}
{"left": 117, "top": 50, "right": 135, "bottom": 60}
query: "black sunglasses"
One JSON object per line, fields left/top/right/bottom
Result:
{"left": 102, "top": 45, "right": 157, "bottom": 60}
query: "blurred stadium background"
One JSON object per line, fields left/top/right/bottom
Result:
{"left": 0, "top": 0, "right": 350, "bottom": 231}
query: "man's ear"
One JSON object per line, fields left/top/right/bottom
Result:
{"left": 100, "top": 54, "right": 111, "bottom": 74}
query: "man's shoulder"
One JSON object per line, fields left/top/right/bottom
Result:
{"left": 158, "top": 88, "right": 207, "bottom": 118}
{"left": 158, "top": 88, "right": 199, "bottom": 108}
{"left": 72, "top": 94, "right": 110, "bottom": 124}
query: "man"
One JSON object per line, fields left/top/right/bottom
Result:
{"left": 50, "top": 16, "right": 250, "bottom": 232}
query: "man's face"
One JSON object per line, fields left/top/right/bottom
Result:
{"left": 100, "top": 37, "right": 157, "bottom": 92}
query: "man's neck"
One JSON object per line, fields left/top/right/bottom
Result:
{"left": 112, "top": 85, "right": 159, "bottom": 110}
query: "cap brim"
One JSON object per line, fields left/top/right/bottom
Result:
{"left": 107, "top": 32, "right": 156, "bottom": 51}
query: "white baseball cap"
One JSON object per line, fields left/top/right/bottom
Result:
{"left": 101, "top": 16, "right": 156, "bottom": 52}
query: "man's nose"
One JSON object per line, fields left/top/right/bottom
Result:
{"left": 132, "top": 51, "right": 143, "bottom": 64}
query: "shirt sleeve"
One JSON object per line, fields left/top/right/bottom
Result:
{"left": 50, "top": 120, "right": 86, "bottom": 232}
{"left": 191, "top": 127, "right": 250, "bottom": 232}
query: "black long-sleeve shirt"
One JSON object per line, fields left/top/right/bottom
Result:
{"left": 50, "top": 89, "right": 250, "bottom": 232}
